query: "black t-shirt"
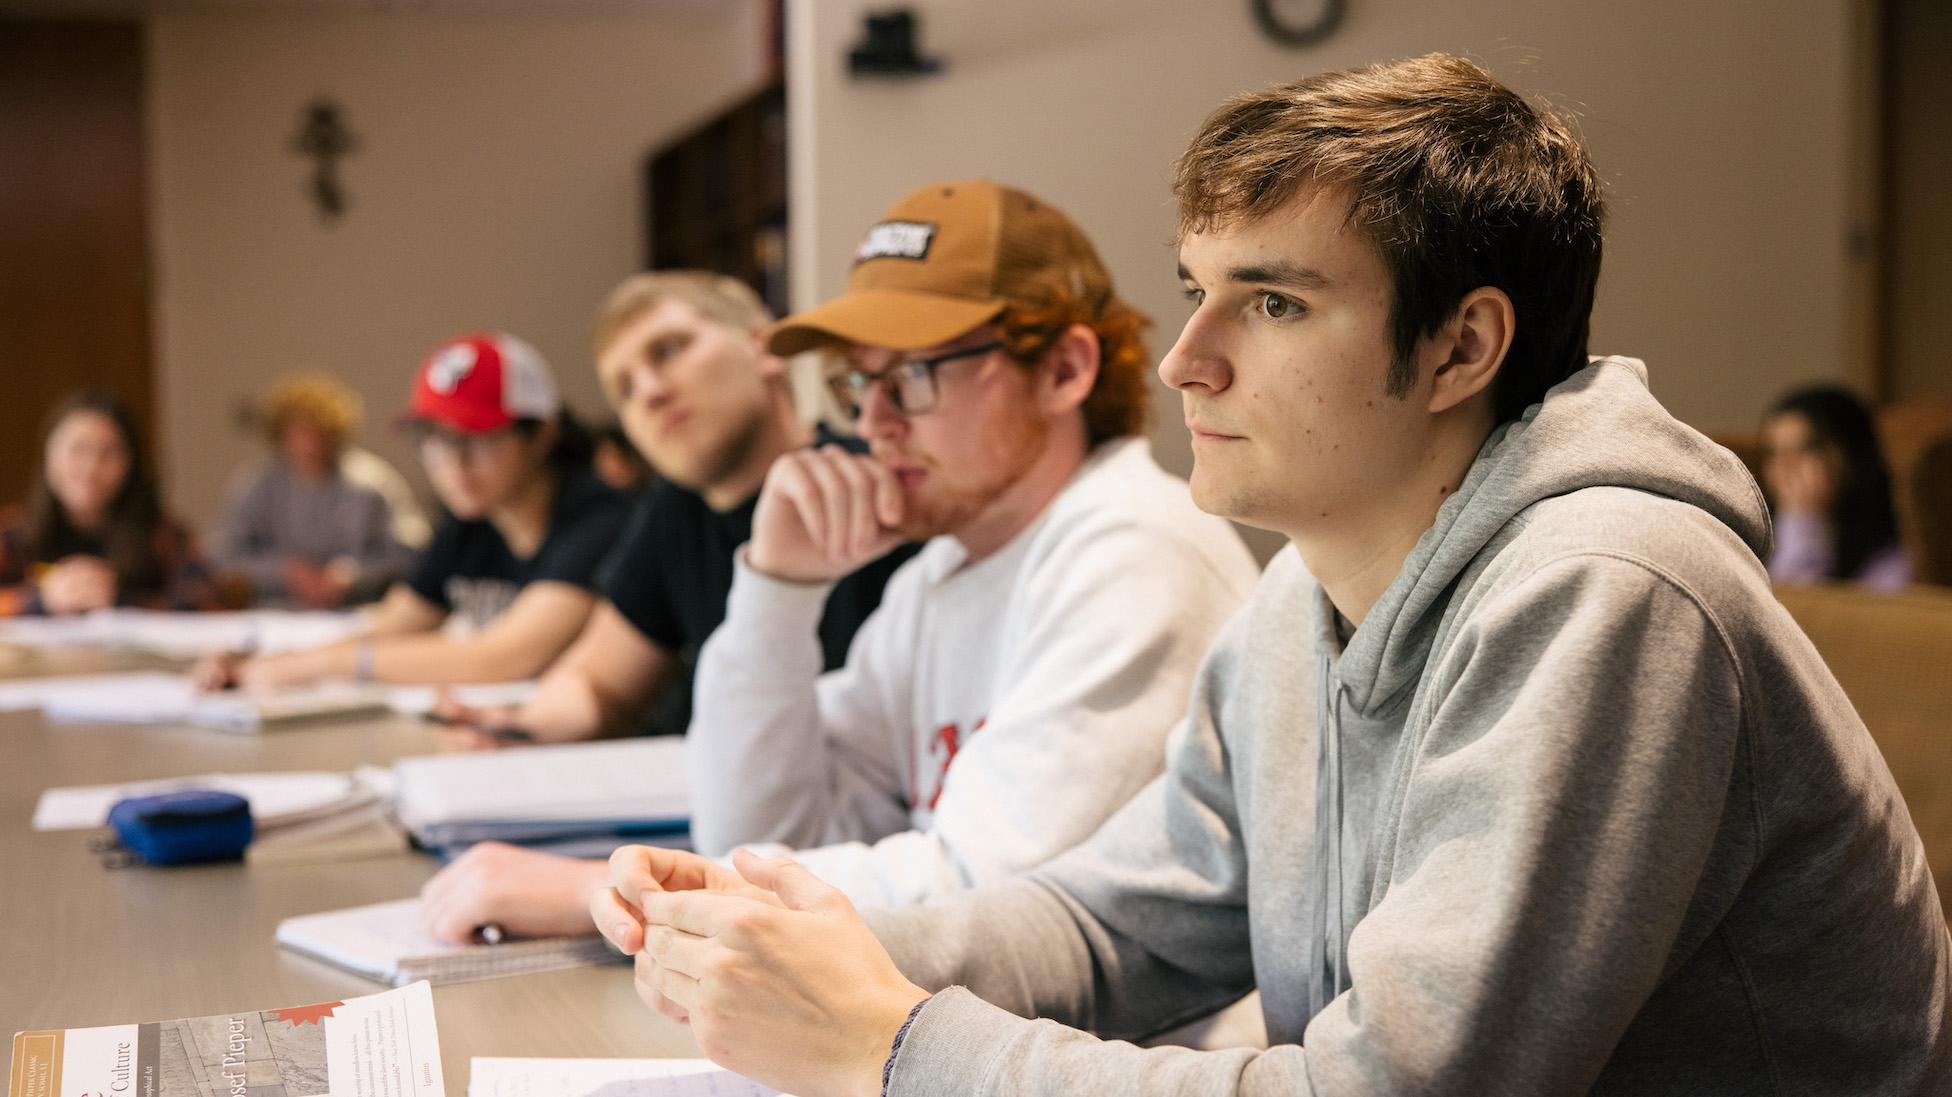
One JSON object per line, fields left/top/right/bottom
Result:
{"left": 595, "top": 452, "right": 920, "bottom": 737}
{"left": 406, "top": 467, "right": 630, "bottom": 631}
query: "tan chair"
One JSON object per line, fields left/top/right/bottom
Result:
{"left": 1775, "top": 583, "right": 1952, "bottom": 920}
{"left": 1878, "top": 400, "right": 1952, "bottom": 579}
{"left": 1909, "top": 435, "right": 1952, "bottom": 587}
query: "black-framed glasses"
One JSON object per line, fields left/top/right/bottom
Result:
{"left": 826, "top": 341, "right": 1003, "bottom": 419}
{"left": 412, "top": 424, "right": 515, "bottom": 464}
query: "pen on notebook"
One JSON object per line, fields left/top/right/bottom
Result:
{"left": 477, "top": 923, "right": 506, "bottom": 945}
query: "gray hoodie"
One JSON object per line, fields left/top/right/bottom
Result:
{"left": 867, "top": 358, "right": 1952, "bottom": 1095}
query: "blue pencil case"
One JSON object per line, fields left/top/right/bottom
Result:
{"left": 106, "top": 789, "right": 255, "bottom": 866}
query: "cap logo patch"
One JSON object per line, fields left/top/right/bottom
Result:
{"left": 427, "top": 344, "right": 479, "bottom": 394}
{"left": 855, "top": 221, "right": 937, "bottom": 263}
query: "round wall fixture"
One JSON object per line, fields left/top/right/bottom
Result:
{"left": 1253, "top": 0, "right": 1346, "bottom": 47}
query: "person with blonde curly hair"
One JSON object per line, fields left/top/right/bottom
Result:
{"left": 211, "top": 371, "right": 416, "bottom": 608}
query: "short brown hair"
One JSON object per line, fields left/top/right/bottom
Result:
{"left": 591, "top": 271, "right": 773, "bottom": 360}
{"left": 1175, "top": 53, "right": 1604, "bottom": 424}
{"left": 995, "top": 290, "right": 1151, "bottom": 449}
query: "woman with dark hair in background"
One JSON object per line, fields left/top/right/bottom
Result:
{"left": 1760, "top": 384, "right": 1910, "bottom": 591}
{"left": 0, "top": 390, "right": 221, "bottom": 616}
{"left": 193, "top": 332, "right": 630, "bottom": 690}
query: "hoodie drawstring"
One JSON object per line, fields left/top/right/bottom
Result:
{"left": 1308, "top": 654, "right": 1349, "bottom": 1025}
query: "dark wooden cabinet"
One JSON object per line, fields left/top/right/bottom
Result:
{"left": 645, "top": 78, "right": 789, "bottom": 317}
{"left": 0, "top": 19, "right": 153, "bottom": 504}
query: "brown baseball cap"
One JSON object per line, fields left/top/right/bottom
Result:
{"left": 767, "top": 180, "right": 1116, "bottom": 355}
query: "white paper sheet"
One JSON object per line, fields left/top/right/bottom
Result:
{"left": 325, "top": 981, "right": 446, "bottom": 1097}
{"left": 0, "top": 670, "right": 189, "bottom": 714}
{"left": 469, "top": 1058, "right": 785, "bottom": 1097}
{"left": 41, "top": 674, "right": 199, "bottom": 723}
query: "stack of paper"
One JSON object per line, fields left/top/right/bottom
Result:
{"left": 0, "top": 608, "right": 363, "bottom": 657}
{"left": 276, "top": 899, "right": 619, "bottom": 986}
{"left": 34, "top": 771, "right": 366, "bottom": 830}
{"left": 0, "top": 671, "right": 393, "bottom": 731}
{"left": 35, "top": 769, "right": 401, "bottom": 858}
{"left": 393, "top": 738, "right": 690, "bottom": 851}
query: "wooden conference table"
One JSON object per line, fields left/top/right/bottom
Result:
{"left": 0, "top": 648, "right": 701, "bottom": 1096}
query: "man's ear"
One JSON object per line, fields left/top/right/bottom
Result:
{"left": 750, "top": 327, "right": 788, "bottom": 380}
{"left": 1427, "top": 287, "right": 1514, "bottom": 415}
{"left": 1039, "top": 323, "right": 1102, "bottom": 416}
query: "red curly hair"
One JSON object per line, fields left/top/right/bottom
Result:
{"left": 994, "top": 287, "right": 1151, "bottom": 449}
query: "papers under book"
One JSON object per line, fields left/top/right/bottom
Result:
{"left": 7, "top": 981, "right": 442, "bottom": 1097}
{"left": 276, "top": 898, "right": 619, "bottom": 986}
{"left": 393, "top": 737, "right": 689, "bottom": 849}
{"left": 33, "top": 770, "right": 405, "bottom": 864}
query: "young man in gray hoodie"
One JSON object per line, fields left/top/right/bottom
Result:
{"left": 590, "top": 54, "right": 1952, "bottom": 1095}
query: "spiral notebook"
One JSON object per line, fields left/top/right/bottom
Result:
{"left": 275, "top": 898, "right": 620, "bottom": 986}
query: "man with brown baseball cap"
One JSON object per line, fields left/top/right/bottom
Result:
{"left": 663, "top": 180, "right": 1259, "bottom": 908}
{"left": 767, "top": 179, "right": 1119, "bottom": 356}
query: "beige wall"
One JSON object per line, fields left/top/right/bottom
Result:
{"left": 787, "top": 0, "right": 1866, "bottom": 560}
{"left": 148, "top": 0, "right": 770, "bottom": 527}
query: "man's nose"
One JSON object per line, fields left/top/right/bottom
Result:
{"left": 856, "top": 380, "right": 909, "bottom": 440}
{"left": 1159, "top": 309, "right": 1232, "bottom": 394}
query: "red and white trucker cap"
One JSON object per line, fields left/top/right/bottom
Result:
{"left": 404, "top": 332, "right": 559, "bottom": 434}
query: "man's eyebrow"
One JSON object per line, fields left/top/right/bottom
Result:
{"left": 1225, "top": 260, "right": 1334, "bottom": 292}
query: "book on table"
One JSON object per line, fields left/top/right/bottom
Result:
{"left": 275, "top": 898, "right": 620, "bottom": 986}
{"left": 7, "top": 982, "right": 441, "bottom": 1097}
{"left": 392, "top": 737, "right": 690, "bottom": 850}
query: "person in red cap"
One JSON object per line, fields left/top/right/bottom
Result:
{"left": 193, "top": 332, "right": 630, "bottom": 691}
{"left": 416, "top": 272, "right": 921, "bottom": 944}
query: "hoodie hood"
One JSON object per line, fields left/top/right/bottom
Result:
{"left": 1298, "top": 356, "right": 1773, "bottom": 1024}
{"left": 1328, "top": 356, "right": 1770, "bottom": 717}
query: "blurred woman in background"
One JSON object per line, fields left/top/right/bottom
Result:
{"left": 194, "top": 332, "right": 629, "bottom": 690}
{"left": 0, "top": 390, "right": 220, "bottom": 615}
{"left": 1760, "top": 385, "right": 1910, "bottom": 591}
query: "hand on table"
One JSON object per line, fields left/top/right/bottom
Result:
{"left": 420, "top": 841, "right": 612, "bottom": 944}
{"left": 38, "top": 555, "right": 117, "bottom": 615}
{"left": 748, "top": 446, "right": 905, "bottom": 584}
{"left": 592, "top": 845, "right": 927, "bottom": 1097}
{"left": 189, "top": 650, "right": 245, "bottom": 692}
{"left": 281, "top": 558, "right": 351, "bottom": 610}
{"left": 188, "top": 648, "right": 333, "bottom": 693}
{"left": 427, "top": 690, "right": 533, "bottom": 751}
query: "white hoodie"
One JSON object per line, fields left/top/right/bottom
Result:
{"left": 687, "top": 437, "right": 1261, "bottom": 908}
